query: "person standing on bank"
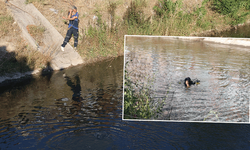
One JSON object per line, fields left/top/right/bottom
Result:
{"left": 61, "top": 5, "right": 79, "bottom": 51}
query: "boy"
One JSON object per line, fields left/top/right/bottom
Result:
{"left": 61, "top": 5, "right": 79, "bottom": 51}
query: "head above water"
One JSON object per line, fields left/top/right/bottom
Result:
{"left": 184, "top": 77, "right": 200, "bottom": 88}
{"left": 184, "top": 77, "right": 194, "bottom": 88}
{"left": 184, "top": 77, "right": 191, "bottom": 88}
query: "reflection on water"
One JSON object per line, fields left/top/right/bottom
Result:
{"left": 0, "top": 51, "right": 250, "bottom": 149}
{"left": 0, "top": 57, "right": 123, "bottom": 149}
{"left": 125, "top": 36, "right": 250, "bottom": 122}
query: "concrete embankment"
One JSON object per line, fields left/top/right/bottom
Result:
{"left": 177, "top": 37, "right": 250, "bottom": 47}
{"left": 6, "top": 0, "right": 83, "bottom": 70}
{"left": 127, "top": 35, "right": 250, "bottom": 48}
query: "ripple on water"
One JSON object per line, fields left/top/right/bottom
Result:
{"left": 125, "top": 37, "right": 249, "bottom": 122}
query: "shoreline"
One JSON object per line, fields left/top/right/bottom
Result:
{"left": 1, "top": 17, "right": 250, "bottom": 85}
{"left": 191, "top": 20, "right": 250, "bottom": 37}
{"left": 0, "top": 54, "right": 124, "bottom": 86}
{"left": 1, "top": 33, "right": 250, "bottom": 85}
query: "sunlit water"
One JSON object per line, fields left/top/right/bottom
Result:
{"left": 0, "top": 54, "right": 250, "bottom": 149}
{"left": 125, "top": 36, "right": 250, "bottom": 122}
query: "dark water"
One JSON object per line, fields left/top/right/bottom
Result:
{"left": 125, "top": 36, "right": 250, "bottom": 122}
{"left": 0, "top": 55, "right": 250, "bottom": 149}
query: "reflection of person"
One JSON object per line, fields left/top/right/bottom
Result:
{"left": 61, "top": 5, "right": 79, "bottom": 51}
{"left": 64, "top": 74, "right": 82, "bottom": 115}
{"left": 64, "top": 74, "right": 82, "bottom": 101}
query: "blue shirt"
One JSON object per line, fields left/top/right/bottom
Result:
{"left": 68, "top": 12, "right": 79, "bottom": 29}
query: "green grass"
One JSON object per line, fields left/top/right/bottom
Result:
{"left": 211, "top": 0, "right": 250, "bottom": 25}
{"left": 26, "top": 0, "right": 250, "bottom": 61}
{"left": 124, "top": 61, "right": 165, "bottom": 119}
{"left": 78, "top": 10, "right": 124, "bottom": 59}
{"left": 203, "top": 110, "right": 220, "bottom": 121}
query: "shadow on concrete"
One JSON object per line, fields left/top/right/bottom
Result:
{"left": 0, "top": 47, "right": 33, "bottom": 94}
{"left": 0, "top": 47, "right": 32, "bottom": 75}
{"left": 0, "top": 46, "right": 54, "bottom": 94}
{"left": 0, "top": 46, "right": 7, "bottom": 51}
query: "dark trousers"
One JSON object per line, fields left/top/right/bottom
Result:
{"left": 61, "top": 27, "right": 78, "bottom": 48}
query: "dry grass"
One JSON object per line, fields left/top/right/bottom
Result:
{"left": 15, "top": 40, "right": 52, "bottom": 70}
{"left": 2, "top": 0, "right": 250, "bottom": 73}
{"left": 0, "top": 1, "right": 52, "bottom": 76}
{"left": 0, "top": 37, "right": 52, "bottom": 76}
{"left": 0, "top": 1, "right": 15, "bottom": 37}
{"left": 26, "top": 25, "right": 46, "bottom": 46}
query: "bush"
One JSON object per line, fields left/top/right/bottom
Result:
{"left": 79, "top": 9, "right": 123, "bottom": 58}
{"left": 124, "top": 61, "right": 165, "bottom": 119}
{"left": 211, "top": 0, "right": 250, "bottom": 25}
{"left": 194, "top": 0, "right": 209, "bottom": 28}
{"left": 123, "top": 0, "right": 147, "bottom": 26}
{"left": 153, "top": 0, "right": 182, "bottom": 18}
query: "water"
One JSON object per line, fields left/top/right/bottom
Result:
{"left": 125, "top": 36, "right": 250, "bottom": 122}
{"left": 0, "top": 54, "right": 250, "bottom": 149}
{"left": 0, "top": 57, "right": 124, "bottom": 149}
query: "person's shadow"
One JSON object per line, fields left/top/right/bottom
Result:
{"left": 64, "top": 74, "right": 83, "bottom": 116}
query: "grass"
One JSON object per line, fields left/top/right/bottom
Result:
{"left": 0, "top": 1, "right": 52, "bottom": 76}
{"left": 0, "top": 9, "right": 14, "bottom": 37}
{"left": 0, "top": 40, "right": 52, "bottom": 76}
{"left": 211, "top": 0, "right": 250, "bottom": 25}
{"left": 2, "top": 0, "right": 250, "bottom": 75}
{"left": 124, "top": 61, "right": 166, "bottom": 119}
{"left": 76, "top": 0, "right": 250, "bottom": 60}
{"left": 24, "top": 0, "right": 250, "bottom": 62}
{"left": 25, "top": 0, "right": 45, "bottom": 4}
{"left": 203, "top": 110, "right": 220, "bottom": 121}
{"left": 26, "top": 25, "right": 46, "bottom": 46}
{"left": 77, "top": 9, "right": 124, "bottom": 60}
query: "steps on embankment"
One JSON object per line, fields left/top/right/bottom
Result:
{"left": 6, "top": 0, "right": 83, "bottom": 70}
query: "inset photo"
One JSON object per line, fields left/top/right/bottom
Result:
{"left": 123, "top": 35, "right": 250, "bottom": 123}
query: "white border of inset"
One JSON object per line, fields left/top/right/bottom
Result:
{"left": 122, "top": 35, "right": 250, "bottom": 124}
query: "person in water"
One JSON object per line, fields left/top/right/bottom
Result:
{"left": 184, "top": 77, "right": 200, "bottom": 88}
{"left": 61, "top": 5, "right": 79, "bottom": 51}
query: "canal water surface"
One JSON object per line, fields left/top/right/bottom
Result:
{"left": 0, "top": 42, "right": 250, "bottom": 148}
{"left": 125, "top": 36, "right": 250, "bottom": 122}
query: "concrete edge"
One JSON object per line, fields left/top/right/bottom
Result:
{"left": 126, "top": 35, "right": 250, "bottom": 47}
{"left": 0, "top": 69, "right": 41, "bottom": 84}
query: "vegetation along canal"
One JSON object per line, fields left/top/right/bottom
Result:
{"left": 1, "top": 54, "right": 250, "bottom": 149}
{"left": 1, "top": 26, "right": 250, "bottom": 150}
{"left": 125, "top": 36, "right": 249, "bottom": 122}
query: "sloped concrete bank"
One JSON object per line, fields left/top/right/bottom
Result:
{"left": 177, "top": 36, "right": 250, "bottom": 47}
{"left": 2, "top": 0, "right": 250, "bottom": 85}
{"left": 1, "top": 35, "right": 250, "bottom": 84}
{"left": 0, "top": 0, "right": 85, "bottom": 84}
{"left": 6, "top": 0, "right": 83, "bottom": 70}
{"left": 127, "top": 35, "right": 250, "bottom": 48}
